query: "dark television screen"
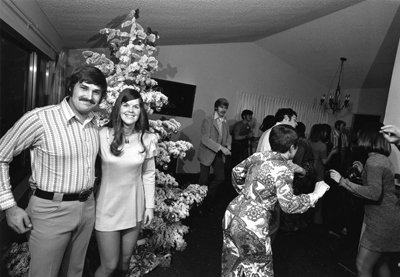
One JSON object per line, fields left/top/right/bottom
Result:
{"left": 153, "top": 78, "right": 196, "bottom": 118}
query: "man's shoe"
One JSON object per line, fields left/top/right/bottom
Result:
{"left": 329, "top": 230, "right": 343, "bottom": 238}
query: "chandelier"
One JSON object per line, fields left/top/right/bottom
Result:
{"left": 320, "top": 57, "right": 350, "bottom": 114}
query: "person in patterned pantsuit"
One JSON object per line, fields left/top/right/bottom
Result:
{"left": 222, "top": 125, "right": 330, "bottom": 277}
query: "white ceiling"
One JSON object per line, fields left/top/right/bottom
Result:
{"left": 34, "top": 0, "right": 400, "bottom": 90}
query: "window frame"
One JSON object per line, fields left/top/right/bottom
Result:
{"left": 0, "top": 20, "right": 56, "bottom": 220}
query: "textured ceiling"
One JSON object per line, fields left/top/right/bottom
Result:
{"left": 35, "top": 0, "right": 365, "bottom": 48}
{"left": 34, "top": 0, "right": 400, "bottom": 90}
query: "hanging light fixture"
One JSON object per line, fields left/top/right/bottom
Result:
{"left": 320, "top": 57, "right": 350, "bottom": 114}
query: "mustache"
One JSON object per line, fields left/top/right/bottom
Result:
{"left": 79, "top": 97, "right": 96, "bottom": 104}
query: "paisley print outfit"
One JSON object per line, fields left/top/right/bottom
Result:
{"left": 222, "top": 151, "right": 318, "bottom": 277}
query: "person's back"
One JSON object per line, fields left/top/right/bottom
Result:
{"left": 292, "top": 122, "right": 313, "bottom": 166}
{"left": 297, "top": 138, "right": 314, "bottom": 163}
{"left": 309, "top": 140, "right": 327, "bottom": 181}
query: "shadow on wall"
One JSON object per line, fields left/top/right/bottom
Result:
{"left": 176, "top": 109, "right": 206, "bottom": 173}
{"left": 155, "top": 63, "right": 178, "bottom": 80}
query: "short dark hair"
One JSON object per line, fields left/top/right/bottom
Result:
{"left": 68, "top": 66, "right": 107, "bottom": 100}
{"left": 269, "top": 124, "right": 299, "bottom": 153}
{"left": 275, "top": 108, "right": 297, "bottom": 122}
{"left": 241, "top": 109, "right": 253, "bottom": 119}
{"left": 260, "top": 115, "right": 276, "bottom": 132}
{"left": 295, "top": 122, "right": 306, "bottom": 138}
{"left": 357, "top": 122, "right": 391, "bottom": 156}
{"left": 108, "top": 88, "right": 149, "bottom": 156}
{"left": 214, "top": 98, "right": 229, "bottom": 110}
{"left": 335, "top": 120, "right": 346, "bottom": 129}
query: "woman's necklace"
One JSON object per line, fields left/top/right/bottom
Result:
{"left": 123, "top": 129, "right": 136, "bottom": 144}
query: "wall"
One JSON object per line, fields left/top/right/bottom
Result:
{"left": 69, "top": 41, "right": 389, "bottom": 174}
{"left": 326, "top": 87, "right": 388, "bottom": 136}
{"left": 384, "top": 39, "right": 400, "bottom": 173}
{"left": 150, "top": 43, "right": 327, "bottom": 173}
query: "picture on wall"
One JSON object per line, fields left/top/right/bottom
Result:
{"left": 153, "top": 78, "right": 196, "bottom": 118}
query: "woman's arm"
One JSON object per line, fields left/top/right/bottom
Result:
{"left": 142, "top": 156, "right": 155, "bottom": 226}
{"left": 339, "top": 162, "right": 383, "bottom": 201}
{"left": 331, "top": 161, "right": 383, "bottom": 201}
{"left": 321, "top": 145, "right": 338, "bottom": 165}
{"left": 142, "top": 134, "right": 157, "bottom": 227}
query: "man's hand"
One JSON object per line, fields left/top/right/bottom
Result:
{"left": 221, "top": 146, "right": 231, "bottom": 156}
{"left": 313, "top": 181, "right": 330, "bottom": 198}
{"left": 352, "top": 161, "right": 363, "bottom": 173}
{"left": 330, "top": 146, "right": 339, "bottom": 155}
{"left": 329, "top": 169, "right": 342, "bottom": 183}
{"left": 295, "top": 166, "right": 306, "bottom": 178}
{"left": 5, "top": 206, "right": 32, "bottom": 234}
{"left": 380, "top": 125, "right": 400, "bottom": 145}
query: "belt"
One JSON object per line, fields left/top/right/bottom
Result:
{"left": 34, "top": 188, "right": 93, "bottom": 202}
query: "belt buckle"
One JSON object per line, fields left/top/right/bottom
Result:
{"left": 78, "top": 188, "right": 92, "bottom": 202}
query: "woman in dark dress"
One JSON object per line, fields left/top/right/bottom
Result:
{"left": 309, "top": 124, "right": 337, "bottom": 224}
{"left": 330, "top": 123, "right": 400, "bottom": 277}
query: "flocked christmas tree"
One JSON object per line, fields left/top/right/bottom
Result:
{"left": 2, "top": 8, "right": 207, "bottom": 277}
{"left": 83, "top": 8, "right": 207, "bottom": 276}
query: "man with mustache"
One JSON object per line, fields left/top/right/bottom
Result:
{"left": 197, "top": 98, "right": 231, "bottom": 214}
{"left": 0, "top": 66, "right": 107, "bottom": 277}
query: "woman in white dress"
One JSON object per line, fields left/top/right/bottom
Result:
{"left": 94, "top": 88, "right": 157, "bottom": 277}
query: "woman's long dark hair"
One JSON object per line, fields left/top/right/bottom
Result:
{"left": 309, "top": 124, "right": 323, "bottom": 142}
{"left": 320, "top": 124, "right": 332, "bottom": 144}
{"left": 108, "top": 88, "right": 149, "bottom": 156}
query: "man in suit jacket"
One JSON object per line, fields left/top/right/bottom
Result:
{"left": 198, "top": 98, "right": 231, "bottom": 211}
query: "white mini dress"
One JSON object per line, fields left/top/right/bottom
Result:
{"left": 95, "top": 128, "right": 156, "bottom": 231}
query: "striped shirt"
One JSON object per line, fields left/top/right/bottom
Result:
{"left": 331, "top": 129, "right": 348, "bottom": 152}
{"left": 0, "top": 98, "right": 100, "bottom": 210}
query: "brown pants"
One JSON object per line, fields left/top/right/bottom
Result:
{"left": 26, "top": 194, "right": 95, "bottom": 277}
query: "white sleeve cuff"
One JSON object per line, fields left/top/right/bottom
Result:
{"left": 308, "top": 192, "right": 319, "bottom": 207}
